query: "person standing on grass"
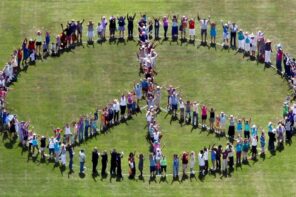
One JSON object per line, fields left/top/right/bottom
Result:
{"left": 87, "top": 21, "right": 94, "bottom": 43}
{"left": 242, "top": 138, "right": 250, "bottom": 163}
{"left": 36, "top": 30, "right": 42, "bottom": 57}
{"left": 149, "top": 153, "right": 156, "bottom": 178}
{"left": 235, "top": 140, "right": 242, "bottom": 165}
{"left": 153, "top": 17, "right": 160, "bottom": 39}
{"left": 228, "top": 115, "right": 235, "bottom": 142}
{"left": 48, "top": 137, "right": 55, "bottom": 160}
{"left": 171, "top": 15, "right": 179, "bottom": 40}
{"left": 138, "top": 153, "right": 144, "bottom": 178}
{"left": 221, "top": 22, "right": 229, "bottom": 47}
{"left": 264, "top": 39, "right": 272, "bottom": 65}
{"left": 109, "top": 16, "right": 116, "bottom": 39}
{"left": 201, "top": 105, "right": 207, "bottom": 129}
{"left": 162, "top": 16, "right": 169, "bottom": 39}
{"left": 276, "top": 44, "right": 283, "bottom": 74}
{"left": 260, "top": 131, "right": 266, "bottom": 155}
{"left": 92, "top": 147, "right": 99, "bottom": 175}
{"left": 40, "top": 136, "right": 46, "bottom": 160}
{"left": 120, "top": 94, "right": 127, "bottom": 121}
{"left": 210, "top": 21, "right": 216, "bottom": 45}
{"left": 216, "top": 145, "right": 222, "bottom": 171}
{"left": 220, "top": 112, "right": 227, "bottom": 136}
{"left": 101, "top": 150, "right": 108, "bottom": 177}
{"left": 227, "top": 145, "right": 234, "bottom": 171}
{"left": 181, "top": 151, "right": 189, "bottom": 177}
{"left": 188, "top": 18, "right": 195, "bottom": 42}
{"left": 173, "top": 154, "right": 179, "bottom": 179}
{"left": 210, "top": 145, "right": 216, "bottom": 171}
{"left": 100, "top": 16, "right": 108, "bottom": 40}
{"left": 76, "top": 19, "right": 84, "bottom": 43}
{"left": 203, "top": 147, "right": 209, "bottom": 173}
{"left": 221, "top": 147, "right": 228, "bottom": 176}
{"left": 192, "top": 101, "right": 199, "bottom": 128}
{"left": 110, "top": 149, "right": 117, "bottom": 176}
{"left": 243, "top": 118, "right": 251, "bottom": 139}
{"left": 237, "top": 29, "right": 245, "bottom": 52}
{"left": 117, "top": 16, "right": 126, "bottom": 39}
{"left": 229, "top": 22, "right": 238, "bottom": 48}
{"left": 60, "top": 144, "right": 67, "bottom": 167}
{"left": 189, "top": 151, "right": 195, "bottom": 176}
{"left": 236, "top": 119, "right": 243, "bottom": 138}
{"left": 68, "top": 144, "right": 74, "bottom": 173}
{"left": 79, "top": 149, "right": 86, "bottom": 174}
{"left": 209, "top": 108, "right": 215, "bottom": 131}
{"left": 198, "top": 150, "right": 205, "bottom": 176}
{"left": 127, "top": 13, "right": 136, "bottom": 39}
{"left": 198, "top": 15, "right": 210, "bottom": 44}
{"left": 160, "top": 155, "right": 167, "bottom": 177}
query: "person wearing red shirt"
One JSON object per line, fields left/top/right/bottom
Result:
{"left": 188, "top": 18, "right": 195, "bottom": 41}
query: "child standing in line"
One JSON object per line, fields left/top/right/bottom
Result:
{"left": 210, "top": 22, "right": 216, "bottom": 45}
{"left": 173, "top": 154, "right": 179, "bottom": 179}
{"left": 260, "top": 131, "right": 266, "bottom": 155}
{"left": 189, "top": 151, "right": 195, "bottom": 176}
{"left": 160, "top": 155, "right": 167, "bottom": 177}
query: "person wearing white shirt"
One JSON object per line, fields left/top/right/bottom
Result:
{"left": 64, "top": 123, "right": 72, "bottom": 144}
{"left": 113, "top": 99, "right": 120, "bottom": 123}
{"left": 120, "top": 94, "right": 127, "bottom": 120}
{"left": 198, "top": 150, "right": 205, "bottom": 176}
{"left": 251, "top": 136, "right": 257, "bottom": 159}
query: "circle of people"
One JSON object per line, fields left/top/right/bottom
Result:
{"left": 0, "top": 12, "right": 295, "bottom": 181}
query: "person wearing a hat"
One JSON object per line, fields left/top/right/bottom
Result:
{"left": 79, "top": 149, "right": 86, "bottom": 174}
{"left": 276, "top": 44, "right": 283, "bottom": 74}
{"left": 221, "top": 20, "right": 229, "bottom": 47}
{"left": 244, "top": 32, "right": 251, "bottom": 56}
{"left": 264, "top": 39, "right": 272, "bottom": 65}
{"left": 249, "top": 33, "right": 257, "bottom": 59}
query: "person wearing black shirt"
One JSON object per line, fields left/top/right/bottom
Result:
{"left": 268, "top": 129, "right": 276, "bottom": 152}
{"left": 92, "top": 147, "right": 99, "bottom": 175}
{"left": 40, "top": 136, "right": 46, "bottom": 160}
{"left": 127, "top": 13, "right": 136, "bottom": 39}
{"left": 109, "top": 16, "right": 116, "bottom": 39}
{"left": 153, "top": 17, "right": 160, "bottom": 39}
{"left": 116, "top": 152, "right": 123, "bottom": 180}
{"left": 101, "top": 151, "right": 108, "bottom": 177}
{"left": 68, "top": 145, "right": 74, "bottom": 173}
{"left": 110, "top": 149, "right": 117, "bottom": 176}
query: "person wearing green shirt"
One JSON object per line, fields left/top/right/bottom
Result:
{"left": 160, "top": 155, "right": 167, "bottom": 177}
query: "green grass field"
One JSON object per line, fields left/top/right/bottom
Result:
{"left": 1, "top": 0, "right": 296, "bottom": 196}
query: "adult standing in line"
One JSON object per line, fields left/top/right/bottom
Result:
{"left": 276, "top": 44, "right": 283, "bottom": 74}
{"left": 127, "top": 13, "right": 136, "bottom": 39}
{"left": 79, "top": 149, "right": 86, "bottom": 174}
{"left": 229, "top": 22, "right": 238, "bottom": 48}
{"left": 264, "top": 39, "right": 272, "bottom": 65}
{"left": 101, "top": 150, "right": 108, "bottom": 177}
{"left": 197, "top": 15, "right": 210, "bottom": 44}
{"left": 110, "top": 149, "right": 117, "bottom": 176}
{"left": 92, "top": 147, "right": 99, "bottom": 175}
{"left": 68, "top": 144, "right": 74, "bottom": 173}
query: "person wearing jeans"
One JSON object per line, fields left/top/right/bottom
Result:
{"left": 79, "top": 149, "right": 86, "bottom": 174}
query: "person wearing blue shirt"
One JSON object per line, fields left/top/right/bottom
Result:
{"left": 260, "top": 131, "right": 266, "bottom": 155}
{"left": 170, "top": 93, "right": 179, "bottom": 118}
{"left": 235, "top": 141, "right": 242, "bottom": 165}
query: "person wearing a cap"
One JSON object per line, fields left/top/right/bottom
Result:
{"left": 221, "top": 20, "right": 229, "bottom": 47}
{"left": 276, "top": 44, "right": 283, "bottom": 74}
{"left": 244, "top": 32, "right": 251, "bottom": 56}
{"left": 264, "top": 39, "right": 272, "bottom": 65}
{"left": 79, "top": 149, "right": 86, "bottom": 174}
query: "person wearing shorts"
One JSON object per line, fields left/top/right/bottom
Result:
{"left": 201, "top": 105, "right": 207, "bottom": 128}
{"left": 188, "top": 18, "right": 195, "bottom": 41}
{"left": 180, "top": 16, "right": 188, "bottom": 40}
{"left": 120, "top": 94, "right": 127, "bottom": 120}
{"left": 181, "top": 152, "right": 189, "bottom": 177}
{"left": 36, "top": 31, "right": 42, "bottom": 57}
{"left": 222, "top": 22, "right": 229, "bottom": 46}
{"left": 210, "top": 22, "right": 216, "bottom": 45}
{"left": 117, "top": 16, "right": 126, "bottom": 39}
{"left": 149, "top": 154, "right": 156, "bottom": 178}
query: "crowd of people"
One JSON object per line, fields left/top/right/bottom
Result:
{"left": 0, "top": 13, "right": 295, "bottom": 181}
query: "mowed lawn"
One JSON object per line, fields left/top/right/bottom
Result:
{"left": 1, "top": 0, "right": 296, "bottom": 197}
